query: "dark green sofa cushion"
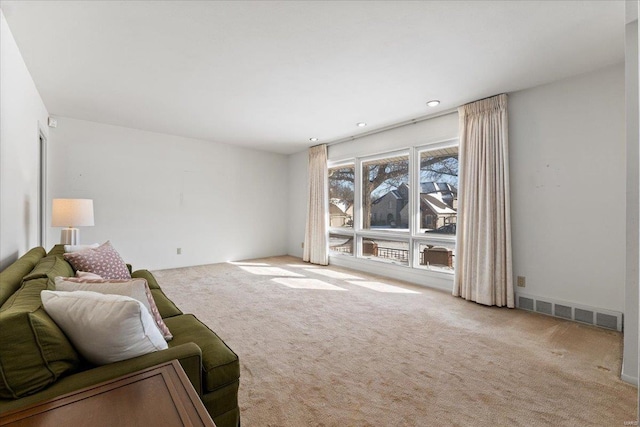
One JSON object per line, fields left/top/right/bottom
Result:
{"left": 0, "top": 277, "right": 80, "bottom": 398}
{"left": 164, "top": 314, "right": 239, "bottom": 393}
{"left": 22, "top": 255, "right": 74, "bottom": 283}
{"left": 0, "top": 247, "right": 46, "bottom": 307}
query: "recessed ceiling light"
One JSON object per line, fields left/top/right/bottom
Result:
{"left": 357, "top": 122, "right": 367, "bottom": 127}
{"left": 426, "top": 100, "right": 440, "bottom": 107}
{"left": 309, "top": 137, "right": 318, "bottom": 142}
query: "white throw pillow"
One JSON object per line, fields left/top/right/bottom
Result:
{"left": 41, "top": 290, "right": 168, "bottom": 365}
{"left": 64, "top": 243, "right": 100, "bottom": 253}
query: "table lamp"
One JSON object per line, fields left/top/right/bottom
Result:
{"left": 52, "top": 199, "right": 94, "bottom": 245}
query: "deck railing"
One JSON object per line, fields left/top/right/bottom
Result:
{"left": 376, "top": 246, "right": 408, "bottom": 263}
{"left": 331, "top": 245, "right": 353, "bottom": 254}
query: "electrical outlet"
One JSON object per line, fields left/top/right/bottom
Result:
{"left": 517, "top": 276, "right": 526, "bottom": 287}
{"left": 177, "top": 248, "right": 182, "bottom": 255}
{"left": 301, "top": 242, "right": 304, "bottom": 249}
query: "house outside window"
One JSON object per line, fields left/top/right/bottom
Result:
{"left": 362, "top": 154, "right": 409, "bottom": 230}
{"left": 328, "top": 139, "right": 458, "bottom": 273}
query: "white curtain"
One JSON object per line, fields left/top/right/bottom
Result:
{"left": 303, "top": 144, "right": 329, "bottom": 265}
{"left": 453, "top": 94, "right": 514, "bottom": 307}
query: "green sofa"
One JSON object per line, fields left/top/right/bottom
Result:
{"left": 0, "top": 245, "right": 240, "bottom": 426}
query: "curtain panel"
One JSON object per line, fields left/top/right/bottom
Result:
{"left": 454, "top": 94, "right": 514, "bottom": 307}
{"left": 303, "top": 144, "right": 329, "bottom": 265}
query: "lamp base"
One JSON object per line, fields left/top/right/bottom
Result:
{"left": 60, "top": 228, "right": 80, "bottom": 245}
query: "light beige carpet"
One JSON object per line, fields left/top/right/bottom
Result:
{"left": 153, "top": 256, "right": 638, "bottom": 427}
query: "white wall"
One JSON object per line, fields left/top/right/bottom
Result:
{"left": 0, "top": 10, "right": 50, "bottom": 270}
{"left": 48, "top": 117, "right": 289, "bottom": 270}
{"left": 287, "top": 150, "right": 307, "bottom": 258}
{"left": 328, "top": 113, "right": 458, "bottom": 161}
{"left": 509, "top": 63, "right": 626, "bottom": 314}
{"left": 623, "top": 3, "right": 639, "bottom": 385}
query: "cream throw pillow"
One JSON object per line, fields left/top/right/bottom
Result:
{"left": 75, "top": 271, "right": 103, "bottom": 279}
{"left": 54, "top": 277, "right": 173, "bottom": 341}
{"left": 41, "top": 290, "right": 168, "bottom": 365}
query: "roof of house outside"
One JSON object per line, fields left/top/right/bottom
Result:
{"left": 420, "top": 182, "right": 458, "bottom": 195}
{"left": 421, "top": 194, "right": 456, "bottom": 215}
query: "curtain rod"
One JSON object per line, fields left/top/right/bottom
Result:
{"left": 326, "top": 107, "right": 458, "bottom": 147}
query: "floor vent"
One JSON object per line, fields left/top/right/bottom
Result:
{"left": 515, "top": 292, "right": 622, "bottom": 331}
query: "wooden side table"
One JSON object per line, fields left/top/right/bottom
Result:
{"left": 0, "top": 360, "right": 216, "bottom": 427}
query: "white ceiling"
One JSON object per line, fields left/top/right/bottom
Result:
{"left": 1, "top": 1, "right": 625, "bottom": 154}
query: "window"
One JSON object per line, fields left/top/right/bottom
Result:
{"left": 327, "top": 139, "right": 458, "bottom": 274}
{"left": 328, "top": 164, "right": 354, "bottom": 228}
{"left": 329, "top": 233, "right": 353, "bottom": 255}
{"left": 419, "top": 147, "right": 458, "bottom": 234}
{"left": 413, "top": 145, "right": 458, "bottom": 272}
{"left": 361, "top": 237, "right": 409, "bottom": 266}
{"left": 361, "top": 155, "right": 409, "bottom": 230}
{"left": 416, "top": 240, "right": 456, "bottom": 271}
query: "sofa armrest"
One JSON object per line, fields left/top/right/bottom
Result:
{"left": 104, "top": 342, "right": 203, "bottom": 394}
{"left": 131, "top": 269, "right": 160, "bottom": 289}
{"left": 0, "top": 343, "right": 203, "bottom": 414}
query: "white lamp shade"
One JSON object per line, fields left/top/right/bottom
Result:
{"left": 52, "top": 199, "right": 94, "bottom": 227}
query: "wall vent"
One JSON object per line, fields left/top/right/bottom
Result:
{"left": 596, "top": 313, "right": 618, "bottom": 330}
{"left": 535, "top": 300, "right": 552, "bottom": 315}
{"left": 574, "top": 308, "right": 594, "bottom": 325}
{"left": 515, "top": 292, "right": 622, "bottom": 331}
{"left": 518, "top": 296, "right": 534, "bottom": 311}
{"left": 554, "top": 304, "right": 572, "bottom": 320}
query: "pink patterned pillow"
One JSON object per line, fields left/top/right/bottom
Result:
{"left": 64, "top": 241, "right": 131, "bottom": 280}
{"left": 55, "top": 276, "right": 173, "bottom": 341}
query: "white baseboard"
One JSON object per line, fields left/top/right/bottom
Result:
{"left": 620, "top": 371, "right": 639, "bottom": 386}
{"left": 515, "top": 291, "right": 623, "bottom": 331}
